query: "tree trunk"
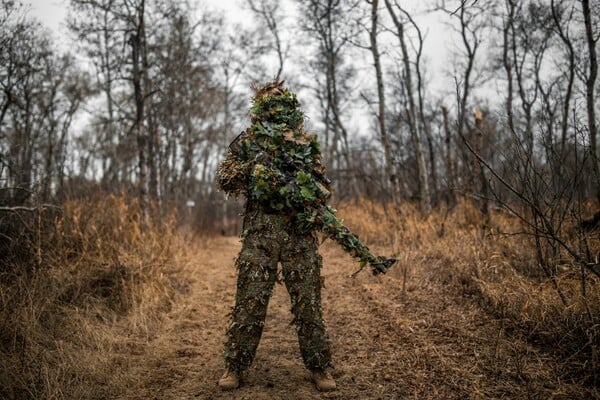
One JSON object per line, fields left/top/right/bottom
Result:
{"left": 102, "top": 5, "right": 118, "bottom": 186}
{"left": 582, "top": 0, "right": 599, "bottom": 201}
{"left": 455, "top": 5, "right": 479, "bottom": 198}
{"left": 368, "top": 0, "right": 400, "bottom": 206}
{"left": 130, "top": 0, "right": 148, "bottom": 220}
{"left": 474, "top": 108, "right": 489, "bottom": 217}
{"left": 503, "top": 0, "right": 515, "bottom": 135}
{"left": 442, "top": 105, "right": 456, "bottom": 207}
{"left": 140, "top": 11, "right": 159, "bottom": 208}
{"left": 551, "top": 0, "right": 575, "bottom": 155}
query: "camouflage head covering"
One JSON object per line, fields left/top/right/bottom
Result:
{"left": 250, "top": 80, "right": 305, "bottom": 131}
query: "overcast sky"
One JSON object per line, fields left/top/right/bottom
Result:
{"left": 28, "top": 0, "right": 66, "bottom": 33}
{"left": 26, "top": 0, "right": 248, "bottom": 43}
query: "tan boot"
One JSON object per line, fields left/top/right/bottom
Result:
{"left": 218, "top": 370, "right": 240, "bottom": 390}
{"left": 311, "top": 369, "right": 336, "bottom": 392}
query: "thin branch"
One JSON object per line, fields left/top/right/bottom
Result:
{"left": 460, "top": 133, "right": 600, "bottom": 278}
{"left": 0, "top": 204, "right": 61, "bottom": 212}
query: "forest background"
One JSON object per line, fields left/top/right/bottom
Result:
{"left": 1, "top": 0, "right": 599, "bottom": 398}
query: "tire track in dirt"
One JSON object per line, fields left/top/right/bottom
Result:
{"left": 122, "top": 236, "right": 578, "bottom": 400}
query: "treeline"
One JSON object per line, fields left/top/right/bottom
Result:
{"left": 1, "top": 0, "right": 228, "bottom": 214}
{"left": 0, "top": 0, "right": 598, "bottom": 219}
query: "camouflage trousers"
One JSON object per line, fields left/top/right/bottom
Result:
{"left": 223, "top": 209, "right": 332, "bottom": 373}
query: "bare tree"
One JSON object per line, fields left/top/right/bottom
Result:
{"left": 1, "top": 4, "right": 89, "bottom": 205}
{"left": 0, "top": 3, "right": 32, "bottom": 204}
{"left": 38, "top": 54, "right": 91, "bottom": 200}
{"left": 550, "top": 0, "right": 576, "bottom": 154}
{"left": 438, "top": 0, "right": 489, "bottom": 206}
{"left": 366, "top": 0, "right": 401, "bottom": 205}
{"left": 384, "top": 0, "right": 431, "bottom": 214}
{"left": 298, "top": 0, "right": 361, "bottom": 198}
{"left": 0, "top": 0, "right": 28, "bottom": 129}
{"left": 126, "top": 0, "right": 149, "bottom": 214}
{"left": 581, "top": 0, "right": 599, "bottom": 201}
{"left": 441, "top": 104, "right": 457, "bottom": 206}
{"left": 501, "top": 0, "right": 517, "bottom": 136}
{"left": 149, "top": 5, "right": 225, "bottom": 215}
{"left": 68, "top": 0, "right": 126, "bottom": 185}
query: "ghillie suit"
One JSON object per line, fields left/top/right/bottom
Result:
{"left": 218, "top": 82, "right": 396, "bottom": 273}
{"left": 216, "top": 81, "right": 395, "bottom": 374}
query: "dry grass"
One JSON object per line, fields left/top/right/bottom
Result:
{"left": 0, "top": 195, "right": 187, "bottom": 399}
{"left": 338, "top": 199, "right": 599, "bottom": 391}
{"left": 1, "top": 196, "right": 597, "bottom": 398}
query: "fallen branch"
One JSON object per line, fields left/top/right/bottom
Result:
{"left": 0, "top": 204, "right": 61, "bottom": 212}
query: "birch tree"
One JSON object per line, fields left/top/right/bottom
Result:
{"left": 384, "top": 0, "right": 431, "bottom": 214}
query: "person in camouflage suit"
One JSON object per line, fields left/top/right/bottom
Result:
{"left": 216, "top": 81, "right": 395, "bottom": 392}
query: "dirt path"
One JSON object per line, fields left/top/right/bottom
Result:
{"left": 123, "top": 236, "right": 577, "bottom": 400}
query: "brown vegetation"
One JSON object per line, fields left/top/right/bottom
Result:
{"left": 0, "top": 195, "right": 186, "bottom": 399}
{"left": 2, "top": 197, "right": 598, "bottom": 399}
{"left": 340, "top": 200, "right": 599, "bottom": 388}
{"left": 334, "top": 201, "right": 598, "bottom": 399}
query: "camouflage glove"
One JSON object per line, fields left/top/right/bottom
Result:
{"left": 369, "top": 256, "right": 397, "bottom": 275}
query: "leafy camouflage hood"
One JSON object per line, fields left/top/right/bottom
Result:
{"left": 239, "top": 81, "right": 331, "bottom": 222}
{"left": 250, "top": 81, "right": 306, "bottom": 133}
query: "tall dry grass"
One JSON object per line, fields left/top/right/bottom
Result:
{"left": 338, "top": 199, "right": 599, "bottom": 388}
{"left": 1, "top": 195, "right": 597, "bottom": 397}
{"left": 0, "top": 195, "right": 186, "bottom": 399}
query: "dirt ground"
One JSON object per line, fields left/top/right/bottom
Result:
{"left": 121, "top": 236, "right": 590, "bottom": 400}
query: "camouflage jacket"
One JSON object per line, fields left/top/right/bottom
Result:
{"left": 216, "top": 127, "right": 331, "bottom": 214}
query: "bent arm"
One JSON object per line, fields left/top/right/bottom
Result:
{"left": 216, "top": 131, "right": 254, "bottom": 197}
